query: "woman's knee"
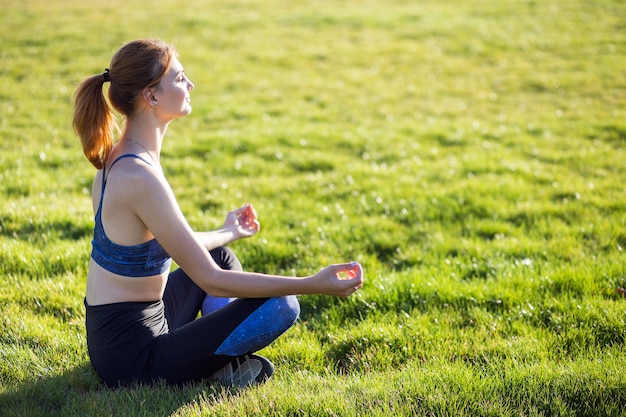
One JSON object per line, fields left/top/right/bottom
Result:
{"left": 208, "top": 246, "right": 242, "bottom": 271}
{"left": 213, "top": 296, "right": 301, "bottom": 356}
{"left": 273, "top": 295, "right": 300, "bottom": 328}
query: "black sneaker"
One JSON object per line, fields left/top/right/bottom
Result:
{"left": 210, "top": 354, "right": 274, "bottom": 387}
{"left": 252, "top": 354, "right": 275, "bottom": 384}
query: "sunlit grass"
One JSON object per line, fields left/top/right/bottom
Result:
{"left": 1, "top": 0, "right": 625, "bottom": 415}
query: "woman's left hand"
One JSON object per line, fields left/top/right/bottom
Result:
{"left": 223, "top": 203, "right": 260, "bottom": 239}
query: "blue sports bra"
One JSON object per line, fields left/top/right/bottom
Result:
{"left": 90, "top": 154, "right": 172, "bottom": 277}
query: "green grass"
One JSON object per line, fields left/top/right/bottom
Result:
{"left": 1, "top": 0, "right": 625, "bottom": 415}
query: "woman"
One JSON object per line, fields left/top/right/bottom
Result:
{"left": 72, "top": 39, "right": 363, "bottom": 388}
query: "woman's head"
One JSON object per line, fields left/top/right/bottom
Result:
{"left": 73, "top": 39, "right": 176, "bottom": 169}
{"left": 107, "top": 39, "right": 176, "bottom": 117}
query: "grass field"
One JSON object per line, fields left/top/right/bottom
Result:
{"left": 1, "top": 0, "right": 625, "bottom": 415}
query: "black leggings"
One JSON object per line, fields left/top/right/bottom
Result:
{"left": 84, "top": 247, "right": 300, "bottom": 387}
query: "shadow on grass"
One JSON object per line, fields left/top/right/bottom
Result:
{"left": 0, "top": 362, "right": 236, "bottom": 417}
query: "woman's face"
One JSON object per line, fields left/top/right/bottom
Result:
{"left": 153, "top": 56, "right": 194, "bottom": 119}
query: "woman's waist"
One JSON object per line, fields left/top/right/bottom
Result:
{"left": 86, "top": 259, "right": 167, "bottom": 306}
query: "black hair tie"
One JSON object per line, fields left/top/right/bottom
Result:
{"left": 102, "top": 68, "right": 111, "bottom": 83}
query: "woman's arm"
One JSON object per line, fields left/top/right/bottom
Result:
{"left": 131, "top": 170, "right": 363, "bottom": 299}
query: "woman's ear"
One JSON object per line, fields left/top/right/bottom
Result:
{"left": 141, "top": 88, "right": 158, "bottom": 108}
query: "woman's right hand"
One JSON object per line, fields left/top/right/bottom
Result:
{"left": 223, "top": 203, "right": 260, "bottom": 240}
{"left": 313, "top": 261, "right": 364, "bottom": 297}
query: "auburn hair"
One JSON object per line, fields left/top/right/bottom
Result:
{"left": 72, "top": 39, "right": 175, "bottom": 169}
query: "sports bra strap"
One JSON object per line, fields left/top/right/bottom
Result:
{"left": 97, "top": 154, "right": 154, "bottom": 208}
{"left": 103, "top": 154, "right": 153, "bottom": 184}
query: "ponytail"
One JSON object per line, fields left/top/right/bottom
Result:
{"left": 72, "top": 74, "right": 118, "bottom": 169}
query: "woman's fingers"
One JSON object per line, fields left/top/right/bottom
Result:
{"left": 245, "top": 203, "right": 258, "bottom": 218}
{"left": 330, "top": 262, "right": 363, "bottom": 295}
{"left": 242, "top": 204, "right": 258, "bottom": 226}
{"left": 334, "top": 261, "right": 362, "bottom": 279}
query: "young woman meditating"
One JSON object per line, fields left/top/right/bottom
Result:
{"left": 73, "top": 39, "right": 363, "bottom": 388}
